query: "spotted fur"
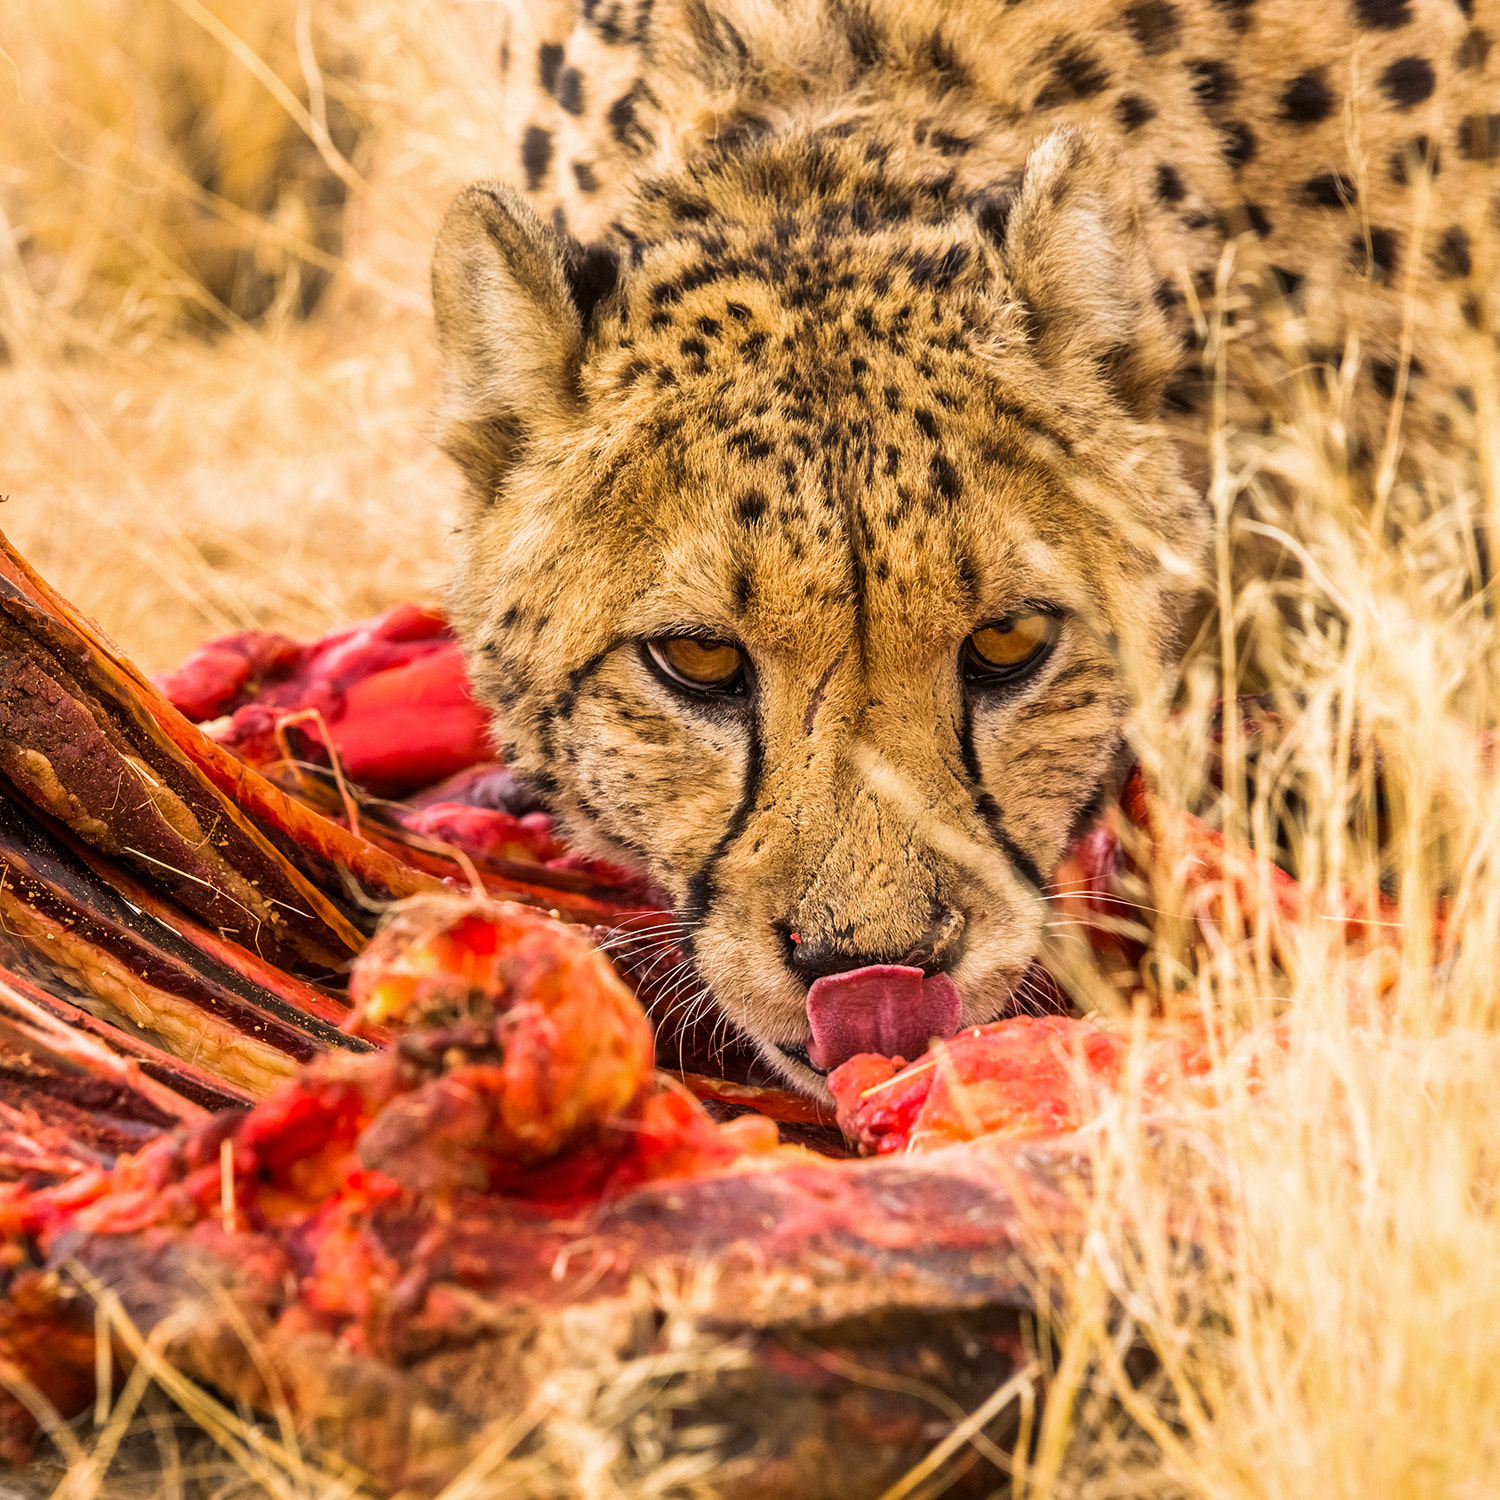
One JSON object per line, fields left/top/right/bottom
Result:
{"left": 435, "top": 0, "right": 1498, "bottom": 1093}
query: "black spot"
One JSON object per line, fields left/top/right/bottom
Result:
{"left": 726, "top": 429, "right": 772, "bottom": 460}
{"left": 1039, "top": 45, "right": 1111, "bottom": 105}
{"left": 929, "top": 452, "right": 961, "bottom": 503}
{"left": 918, "top": 168, "right": 959, "bottom": 203}
{"left": 592, "top": 0, "right": 630, "bottom": 43}
{"left": 1434, "top": 225, "right": 1473, "bottom": 279}
{"left": 1221, "top": 121, "right": 1257, "bottom": 166}
{"left": 926, "top": 27, "right": 971, "bottom": 84}
{"left": 1116, "top": 93, "right": 1157, "bottom": 131}
{"left": 904, "top": 242, "right": 970, "bottom": 288}
{"left": 679, "top": 336, "right": 708, "bottom": 360}
{"left": 971, "top": 190, "right": 1017, "bottom": 244}
{"left": 1162, "top": 378, "right": 1202, "bottom": 412}
{"left": 1155, "top": 163, "right": 1187, "bottom": 202}
{"left": 1280, "top": 68, "right": 1335, "bottom": 123}
{"left": 1390, "top": 135, "right": 1440, "bottom": 183}
{"left": 913, "top": 408, "right": 939, "bottom": 440}
{"left": 1124, "top": 0, "right": 1181, "bottom": 54}
{"left": 1457, "top": 28, "right": 1492, "bottom": 69}
{"left": 556, "top": 66, "right": 585, "bottom": 115}
{"left": 1457, "top": 114, "right": 1500, "bottom": 162}
{"left": 1370, "top": 357, "right": 1423, "bottom": 398}
{"left": 725, "top": 300, "right": 752, "bottom": 322}
{"left": 1210, "top": 0, "right": 1257, "bottom": 32}
{"left": 709, "top": 114, "right": 774, "bottom": 157}
{"left": 931, "top": 131, "right": 978, "bottom": 155}
{"left": 1240, "top": 202, "right": 1272, "bottom": 237}
{"left": 1456, "top": 384, "right": 1477, "bottom": 413}
{"left": 520, "top": 126, "right": 553, "bottom": 190}
{"left": 560, "top": 240, "right": 620, "bottom": 324}
{"left": 1188, "top": 58, "right": 1238, "bottom": 107}
{"left": 696, "top": 316, "right": 721, "bottom": 338}
{"left": 572, "top": 160, "right": 599, "bottom": 192}
{"left": 500, "top": 605, "right": 520, "bottom": 630}
{"left": 844, "top": 6, "right": 888, "bottom": 70}
{"left": 1379, "top": 55, "right": 1436, "bottom": 107}
{"left": 1269, "top": 264, "right": 1305, "bottom": 298}
{"left": 1352, "top": 0, "right": 1411, "bottom": 26}
{"left": 1303, "top": 171, "right": 1357, "bottom": 206}
{"left": 736, "top": 490, "right": 768, "bottom": 525}
{"left": 1350, "top": 226, "right": 1401, "bottom": 282}
{"left": 538, "top": 42, "right": 564, "bottom": 93}
{"left": 741, "top": 331, "right": 768, "bottom": 359}
{"left": 617, "top": 358, "right": 650, "bottom": 388}
{"left": 608, "top": 81, "right": 654, "bottom": 153}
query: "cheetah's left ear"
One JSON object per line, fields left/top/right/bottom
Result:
{"left": 997, "top": 128, "right": 1177, "bottom": 421}
{"left": 432, "top": 183, "right": 620, "bottom": 501}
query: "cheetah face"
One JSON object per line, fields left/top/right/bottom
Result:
{"left": 434, "top": 130, "right": 1207, "bottom": 1096}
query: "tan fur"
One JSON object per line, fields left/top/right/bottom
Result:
{"left": 434, "top": 0, "right": 1498, "bottom": 1093}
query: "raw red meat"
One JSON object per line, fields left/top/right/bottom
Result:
{"left": 830, "top": 1014, "right": 1288, "bottom": 1155}
{"left": 156, "top": 606, "right": 494, "bottom": 795}
{"left": 0, "top": 897, "right": 792, "bottom": 1254}
{"left": 398, "top": 802, "right": 563, "bottom": 862}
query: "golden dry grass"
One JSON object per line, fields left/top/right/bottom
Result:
{"left": 0, "top": 0, "right": 523, "bottom": 670}
{"left": 3, "top": 2, "right": 1500, "bottom": 1497}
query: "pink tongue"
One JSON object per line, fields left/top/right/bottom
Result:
{"left": 805, "top": 964, "right": 962, "bottom": 1072}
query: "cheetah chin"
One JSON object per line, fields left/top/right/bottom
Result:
{"left": 433, "top": 0, "right": 1495, "bottom": 1096}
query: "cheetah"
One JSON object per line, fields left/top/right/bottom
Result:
{"left": 432, "top": 0, "right": 1498, "bottom": 1095}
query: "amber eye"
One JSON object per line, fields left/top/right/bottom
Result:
{"left": 646, "top": 636, "right": 747, "bottom": 693}
{"left": 962, "top": 613, "right": 1060, "bottom": 682}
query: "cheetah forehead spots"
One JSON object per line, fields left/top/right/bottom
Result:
{"left": 594, "top": 337, "right": 1075, "bottom": 648}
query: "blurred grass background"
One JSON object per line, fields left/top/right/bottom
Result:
{"left": 3, "top": 2, "right": 1500, "bottom": 1498}
{"left": 0, "top": 0, "right": 531, "bottom": 670}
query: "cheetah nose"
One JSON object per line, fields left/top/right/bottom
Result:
{"left": 805, "top": 965, "right": 962, "bottom": 1072}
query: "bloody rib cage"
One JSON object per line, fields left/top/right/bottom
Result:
{"left": 0, "top": 529, "right": 1425, "bottom": 1495}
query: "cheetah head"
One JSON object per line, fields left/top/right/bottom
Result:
{"left": 434, "top": 127, "right": 1207, "bottom": 1097}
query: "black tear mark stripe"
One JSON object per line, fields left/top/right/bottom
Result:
{"left": 679, "top": 709, "right": 764, "bottom": 946}
{"left": 956, "top": 692, "right": 1045, "bottom": 894}
{"left": 995, "top": 823, "right": 1045, "bottom": 894}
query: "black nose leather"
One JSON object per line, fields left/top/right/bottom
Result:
{"left": 785, "top": 910, "right": 965, "bottom": 982}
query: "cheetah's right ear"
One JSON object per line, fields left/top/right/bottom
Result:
{"left": 998, "top": 128, "right": 1177, "bottom": 421}
{"left": 432, "top": 183, "right": 613, "bottom": 499}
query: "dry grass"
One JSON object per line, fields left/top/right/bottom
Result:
{"left": 3, "top": 2, "right": 1500, "bottom": 1496}
{"left": 0, "top": 0, "right": 522, "bottom": 668}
